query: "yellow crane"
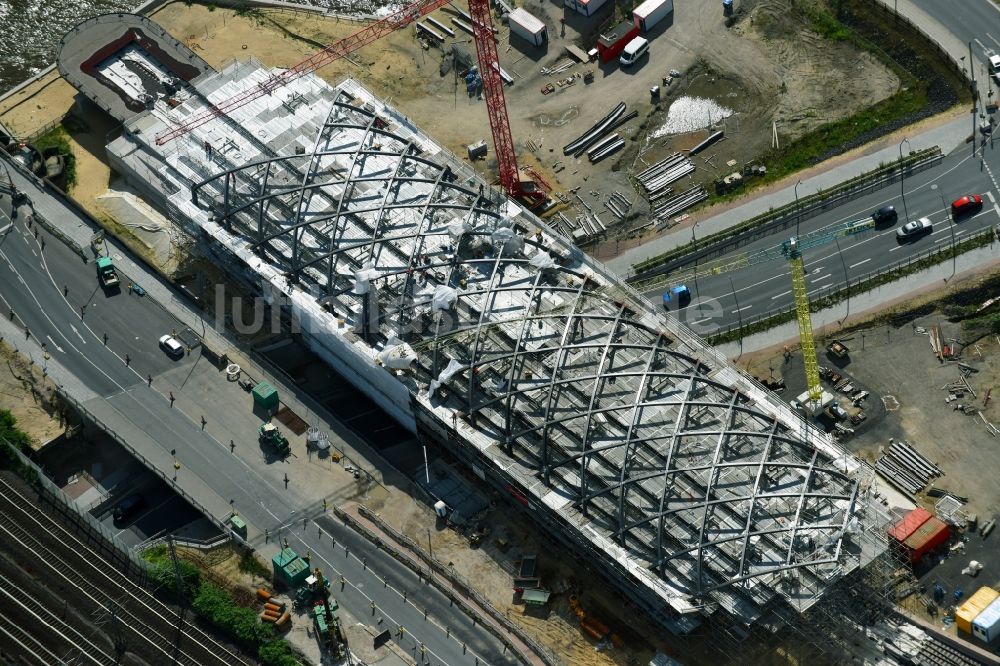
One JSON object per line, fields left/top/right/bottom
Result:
{"left": 635, "top": 217, "right": 876, "bottom": 413}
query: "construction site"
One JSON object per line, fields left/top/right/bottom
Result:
{"left": 47, "top": 2, "right": 908, "bottom": 662}
{"left": 0, "top": 0, "right": 990, "bottom": 665}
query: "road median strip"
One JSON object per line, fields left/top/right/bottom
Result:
{"left": 706, "top": 227, "right": 1000, "bottom": 345}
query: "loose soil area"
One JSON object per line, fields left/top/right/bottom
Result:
{"left": 0, "top": 340, "right": 64, "bottom": 448}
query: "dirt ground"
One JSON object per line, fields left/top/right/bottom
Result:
{"left": 0, "top": 340, "right": 65, "bottom": 447}
{"left": 1, "top": 0, "right": 898, "bottom": 274}
{"left": 738, "top": 271, "right": 1000, "bottom": 520}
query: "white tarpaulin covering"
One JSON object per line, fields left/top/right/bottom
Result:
{"left": 429, "top": 358, "right": 466, "bottom": 395}
{"left": 432, "top": 285, "right": 458, "bottom": 311}
{"left": 353, "top": 262, "right": 380, "bottom": 295}
{"left": 377, "top": 336, "right": 418, "bottom": 370}
{"left": 448, "top": 219, "right": 472, "bottom": 240}
{"left": 491, "top": 227, "right": 524, "bottom": 256}
{"left": 529, "top": 252, "right": 557, "bottom": 270}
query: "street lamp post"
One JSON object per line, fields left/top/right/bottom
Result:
{"left": 932, "top": 184, "right": 956, "bottom": 281}
{"left": 898, "top": 137, "right": 911, "bottom": 223}
{"left": 794, "top": 180, "right": 803, "bottom": 237}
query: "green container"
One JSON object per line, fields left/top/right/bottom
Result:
{"left": 252, "top": 381, "right": 279, "bottom": 411}
{"left": 284, "top": 557, "right": 309, "bottom": 587}
{"left": 229, "top": 515, "right": 247, "bottom": 539}
{"left": 272, "top": 547, "right": 303, "bottom": 586}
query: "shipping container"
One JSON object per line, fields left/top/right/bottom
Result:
{"left": 973, "top": 596, "right": 1000, "bottom": 644}
{"left": 902, "top": 516, "right": 949, "bottom": 563}
{"left": 633, "top": 0, "right": 674, "bottom": 33}
{"left": 956, "top": 587, "right": 999, "bottom": 635}
{"left": 508, "top": 8, "right": 547, "bottom": 47}
{"left": 596, "top": 20, "right": 640, "bottom": 63}
{"left": 887, "top": 507, "right": 932, "bottom": 543}
{"left": 563, "top": 0, "right": 609, "bottom": 17}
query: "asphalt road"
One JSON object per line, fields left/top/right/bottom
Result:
{"left": 911, "top": 0, "right": 1000, "bottom": 75}
{"left": 0, "top": 177, "right": 515, "bottom": 666}
{"left": 642, "top": 143, "right": 1000, "bottom": 334}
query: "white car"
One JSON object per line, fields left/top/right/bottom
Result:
{"left": 158, "top": 334, "right": 184, "bottom": 358}
{"left": 895, "top": 217, "right": 932, "bottom": 240}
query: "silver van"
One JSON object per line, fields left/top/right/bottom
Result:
{"left": 620, "top": 36, "right": 649, "bottom": 67}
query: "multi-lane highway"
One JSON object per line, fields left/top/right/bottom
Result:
{"left": 642, "top": 132, "right": 1000, "bottom": 334}
{"left": 0, "top": 168, "right": 517, "bottom": 666}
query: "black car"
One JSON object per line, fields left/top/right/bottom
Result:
{"left": 872, "top": 205, "right": 897, "bottom": 225}
{"left": 113, "top": 493, "right": 145, "bottom": 525}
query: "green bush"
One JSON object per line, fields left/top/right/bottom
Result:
{"left": 238, "top": 552, "right": 271, "bottom": 579}
{"left": 193, "top": 583, "right": 274, "bottom": 647}
{"left": 32, "top": 125, "right": 77, "bottom": 191}
{"left": 0, "top": 410, "right": 33, "bottom": 454}
{"left": 259, "top": 639, "right": 302, "bottom": 666}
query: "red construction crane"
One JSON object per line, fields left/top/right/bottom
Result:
{"left": 154, "top": 0, "right": 452, "bottom": 145}
{"left": 467, "top": 0, "right": 547, "bottom": 205}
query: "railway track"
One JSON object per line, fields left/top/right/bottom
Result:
{"left": 0, "top": 572, "right": 119, "bottom": 665}
{"left": 0, "top": 476, "right": 250, "bottom": 665}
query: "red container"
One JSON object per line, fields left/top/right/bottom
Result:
{"left": 887, "top": 507, "right": 931, "bottom": 543}
{"left": 596, "top": 20, "right": 639, "bottom": 63}
{"left": 904, "top": 517, "right": 950, "bottom": 563}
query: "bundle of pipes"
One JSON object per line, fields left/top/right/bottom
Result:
{"left": 651, "top": 186, "right": 707, "bottom": 220}
{"left": 605, "top": 191, "right": 631, "bottom": 220}
{"left": 588, "top": 134, "right": 624, "bottom": 163}
{"left": 563, "top": 103, "right": 625, "bottom": 156}
{"left": 876, "top": 440, "right": 942, "bottom": 496}
{"left": 876, "top": 457, "right": 923, "bottom": 496}
{"left": 426, "top": 16, "right": 455, "bottom": 37}
{"left": 637, "top": 153, "right": 695, "bottom": 196}
{"left": 541, "top": 60, "right": 575, "bottom": 76}
{"left": 416, "top": 22, "right": 445, "bottom": 42}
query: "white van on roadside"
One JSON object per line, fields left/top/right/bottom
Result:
{"left": 620, "top": 36, "right": 649, "bottom": 67}
{"left": 990, "top": 54, "right": 1000, "bottom": 73}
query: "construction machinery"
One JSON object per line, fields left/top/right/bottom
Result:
{"left": 154, "top": 0, "right": 550, "bottom": 207}
{"left": 96, "top": 256, "right": 120, "bottom": 289}
{"left": 305, "top": 568, "right": 347, "bottom": 658}
{"left": 634, "top": 217, "right": 875, "bottom": 415}
{"left": 258, "top": 422, "right": 290, "bottom": 457}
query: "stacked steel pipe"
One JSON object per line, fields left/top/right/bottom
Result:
{"left": 876, "top": 439, "right": 942, "bottom": 496}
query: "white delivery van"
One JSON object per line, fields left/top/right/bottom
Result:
{"left": 620, "top": 36, "right": 648, "bottom": 67}
{"left": 990, "top": 54, "right": 1000, "bottom": 73}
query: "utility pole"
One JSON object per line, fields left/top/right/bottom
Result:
{"left": 971, "top": 42, "right": 978, "bottom": 159}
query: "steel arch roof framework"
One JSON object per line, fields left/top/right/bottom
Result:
{"left": 190, "top": 82, "right": 867, "bottom": 614}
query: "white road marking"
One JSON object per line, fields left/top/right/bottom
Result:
{"left": 811, "top": 273, "right": 833, "bottom": 284}
{"left": 0, "top": 223, "right": 11, "bottom": 234}
{"left": 987, "top": 191, "right": 996, "bottom": 203}
{"left": 732, "top": 305, "right": 752, "bottom": 314}
{"left": 690, "top": 318, "right": 712, "bottom": 325}
{"left": 889, "top": 245, "right": 903, "bottom": 252}
{"left": 849, "top": 258, "right": 871, "bottom": 269}
{"left": 771, "top": 289, "right": 791, "bottom": 300}
{"left": 988, "top": 33, "right": 1000, "bottom": 49}
{"left": 975, "top": 38, "right": 991, "bottom": 54}
{"left": 45, "top": 335, "right": 65, "bottom": 353}
{"left": 70, "top": 324, "right": 87, "bottom": 344}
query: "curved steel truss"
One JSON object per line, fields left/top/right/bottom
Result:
{"left": 191, "top": 82, "right": 864, "bottom": 607}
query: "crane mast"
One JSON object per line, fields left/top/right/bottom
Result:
{"left": 467, "top": 0, "right": 542, "bottom": 202}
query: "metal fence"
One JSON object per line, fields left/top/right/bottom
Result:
{"left": 710, "top": 226, "right": 999, "bottom": 340}
{"left": 1, "top": 439, "right": 149, "bottom": 586}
